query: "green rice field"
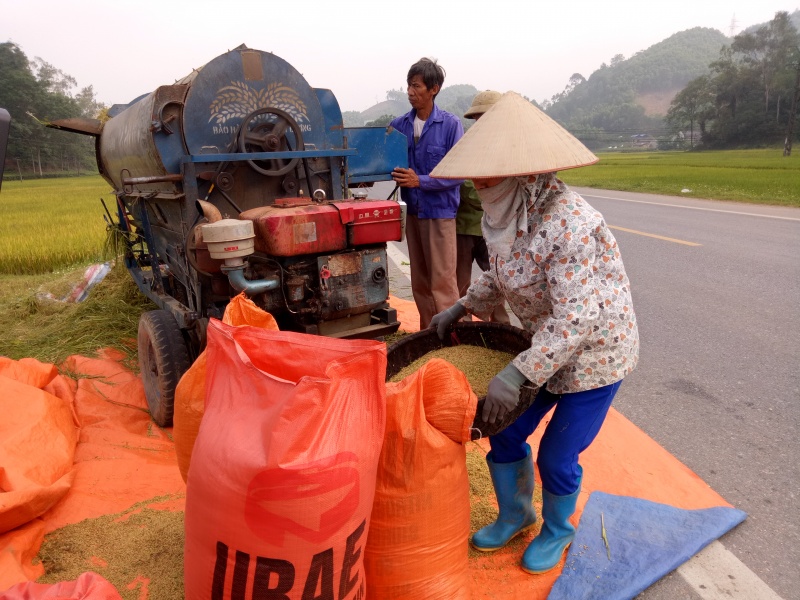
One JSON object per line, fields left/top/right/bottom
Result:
{"left": 559, "top": 149, "right": 799, "bottom": 207}
{"left": 0, "top": 176, "right": 113, "bottom": 274}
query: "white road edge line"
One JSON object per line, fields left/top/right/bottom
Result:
{"left": 582, "top": 193, "right": 800, "bottom": 222}
{"left": 678, "top": 541, "right": 784, "bottom": 600}
{"left": 386, "top": 242, "right": 411, "bottom": 279}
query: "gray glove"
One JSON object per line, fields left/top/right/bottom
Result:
{"left": 483, "top": 362, "right": 527, "bottom": 424}
{"left": 429, "top": 302, "right": 467, "bottom": 340}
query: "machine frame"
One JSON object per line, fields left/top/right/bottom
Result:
{"left": 48, "top": 47, "right": 410, "bottom": 426}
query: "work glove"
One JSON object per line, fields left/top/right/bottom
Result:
{"left": 429, "top": 302, "right": 467, "bottom": 340}
{"left": 483, "top": 362, "right": 528, "bottom": 424}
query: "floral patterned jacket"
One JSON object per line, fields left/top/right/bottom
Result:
{"left": 461, "top": 174, "right": 639, "bottom": 394}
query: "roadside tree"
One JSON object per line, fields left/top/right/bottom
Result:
{"left": 0, "top": 42, "right": 103, "bottom": 178}
{"left": 666, "top": 75, "right": 715, "bottom": 147}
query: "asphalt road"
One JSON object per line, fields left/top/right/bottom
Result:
{"left": 375, "top": 181, "right": 799, "bottom": 599}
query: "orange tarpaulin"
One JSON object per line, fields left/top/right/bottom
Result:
{"left": 0, "top": 295, "right": 734, "bottom": 598}
{"left": 0, "top": 350, "right": 186, "bottom": 593}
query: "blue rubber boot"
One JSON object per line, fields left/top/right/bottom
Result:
{"left": 470, "top": 445, "right": 536, "bottom": 552}
{"left": 520, "top": 470, "right": 581, "bottom": 574}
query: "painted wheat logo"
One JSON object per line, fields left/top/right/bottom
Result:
{"left": 208, "top": 81, "right": 308, "bottom": 125}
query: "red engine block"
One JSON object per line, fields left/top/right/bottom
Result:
{"left": 240, "top": 197, "right": 402, "bottom": 257}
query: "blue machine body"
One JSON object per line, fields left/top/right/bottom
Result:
{"left": 99, "top": 47, "right": 406, "bottom": 196}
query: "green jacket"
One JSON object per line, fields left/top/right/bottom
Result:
{"left": 455, "top": 180, "right": 483, "bottom": 236}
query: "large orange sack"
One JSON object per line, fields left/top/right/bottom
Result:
{"left": 365, "top": 358, "right": 477, "bottom": 599}
{"left": 173, "top": 293, "right": 278, "bottom": 482}
{"left": 183, "top": 320, "right": 386, "bottom": 599}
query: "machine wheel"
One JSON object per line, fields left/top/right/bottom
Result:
{"left": 237, "top": 107, "right": 304, "bottom": 176}
{"left": 137, "top": 310, "right": 191, "bottom": 427}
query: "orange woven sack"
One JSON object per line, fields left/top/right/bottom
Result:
{"left": 365, "top": 358, "right": 477, "bottom": 599}
{"left": 173, "top": 293, "right": 278, "bottom": 482}
{"left": 184, "top": 319, "right": 386, "bottom": 600}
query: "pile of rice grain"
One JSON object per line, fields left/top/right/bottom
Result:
{"left": 389, "top": 345, "right": 514, "bottom": 397}
{"left": 36, "top": 497, "right": 184, "bottom": 599}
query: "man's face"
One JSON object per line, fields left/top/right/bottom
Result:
{"left": 407, "top": 75, "right": 438, "bottom": 111}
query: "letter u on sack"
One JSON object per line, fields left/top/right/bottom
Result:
{"left": 184, "top": 319, "right": 386, "bottom": 600}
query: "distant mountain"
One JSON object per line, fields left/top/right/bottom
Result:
{"left": 359, "top": 99, "right": 409, "bottom": 124}
{"left": 344, "top": 84, "right": 480, "bottom": 128}
{"left": 543, "top": 27, "right": 730, "bottom": 140}
{"left": 349, "top": 13, "right": 795, "bottom": 142}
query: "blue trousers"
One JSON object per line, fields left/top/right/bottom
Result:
{"left": 489, "top": 381, "right": 622, "bottom": 495}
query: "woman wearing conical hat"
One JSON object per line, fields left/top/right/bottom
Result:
{"left": 430, "top": 92, "right": 640, "bottom": 574}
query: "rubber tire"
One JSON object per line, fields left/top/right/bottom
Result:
{"left": 137, "top": 310, "right": 191, "bottom": 427}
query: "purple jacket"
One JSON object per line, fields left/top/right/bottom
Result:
{"left": 390, "top": 105, "right": 464, "bottom": 219}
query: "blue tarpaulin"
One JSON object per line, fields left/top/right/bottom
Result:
{"left": 548, "top": 492, "right": 747, "bottom": 600}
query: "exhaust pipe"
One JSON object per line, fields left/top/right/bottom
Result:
{"left": 196, "top": 200, "right": 222, "bottom": 223}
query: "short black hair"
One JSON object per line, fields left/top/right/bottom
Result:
{"left": 407, "top": 58, "right": 445, "bottom": 97}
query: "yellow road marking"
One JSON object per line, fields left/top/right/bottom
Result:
{"left": 609, "top": 225, "right": 702, "bottom": 246}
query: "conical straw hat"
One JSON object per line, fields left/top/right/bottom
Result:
{"left": 463, "top": 90, "right": 502, "bottom": 118}
{"left": 431, "top": 91, "right": 598, "bottom": 179}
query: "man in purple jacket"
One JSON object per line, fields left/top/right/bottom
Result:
{"left": 390, "top": 58, "right": 464, "bottom": 328}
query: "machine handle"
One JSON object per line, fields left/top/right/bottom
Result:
{"left": 122, "top": 174, "right": 183, "bottom": 185}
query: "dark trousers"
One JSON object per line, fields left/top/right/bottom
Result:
{"left": 456, "top": 233, "right": 510, "bottom": 324}
{"left": 489, "top": 381, "right": 622, "bottom": 495}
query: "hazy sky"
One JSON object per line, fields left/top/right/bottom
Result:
{"left": 3, "top": 0, "right": 798, "bottom": 113}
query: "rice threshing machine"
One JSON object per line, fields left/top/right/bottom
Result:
{"left": 49, "top": 45, "right": 408, "bottom": 426}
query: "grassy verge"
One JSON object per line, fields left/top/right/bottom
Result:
{"left": 0, "top": 263, "right": 155, "bottom": 367}
{"left": 558, "top": 149, "right": 800, "bottom": 207}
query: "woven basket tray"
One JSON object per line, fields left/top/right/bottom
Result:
{"left": 386, "top": 322, "right": 538, "bottom": 440}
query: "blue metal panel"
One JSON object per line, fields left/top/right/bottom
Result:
{"left": 314, "top": 88, "right": 345, "bottom": 197}
{"left": 316, "top": 248, "right": 390, "bottom": 317}
{"left": 182, "top": 50, "right": 326, "bottom": 157}
{"left": 345, "top": 126, "right": 408, "bottom": 184}
{"left": 314, "top": 88, "right": 344, "bottom": 149}
{"left": 182, "top": 149, "right": 357, "bottom": 163}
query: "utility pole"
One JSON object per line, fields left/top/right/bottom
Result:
{"left": 728, "top": 14, "right": 739, "bottom": 38}
{"left": 784, "top": 60, "right": 800, "bottom": 157}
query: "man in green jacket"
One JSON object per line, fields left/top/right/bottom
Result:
{"left": 456, "top": 91, "right": 510, "bottom": 324}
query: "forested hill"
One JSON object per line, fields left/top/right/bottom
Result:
{"left": 544, "top": 27, "right": 730, "bottom": 137}
{"left": 347, "top": 28, "right": 731, "bottom": 137}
